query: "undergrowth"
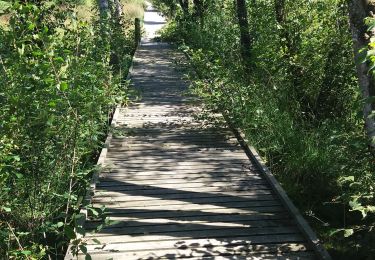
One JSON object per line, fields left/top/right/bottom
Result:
{"left": 155, "top": 0, "right": 375, "bottom": 258}
{"left": 0, "top": 0, "right": 138, "bottom": 258}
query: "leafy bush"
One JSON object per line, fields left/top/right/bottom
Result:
{"left": 0, "top": 0, "right": 135, "bottom": 258}
{"left": 155, "top": 0, "right": 375, "bottom": 258}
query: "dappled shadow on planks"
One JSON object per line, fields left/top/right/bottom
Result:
{"left": 87, "top": 140, "right": 311, "bottom": 259}
{"left": 77, "top": 32, "right": 315, "bottom": 259}
{"left": 86, "top": 177, "right": 312, "bottom": 258}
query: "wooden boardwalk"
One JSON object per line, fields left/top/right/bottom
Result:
{"left": 66, "top": 5, "right": 329, "bottom": 260}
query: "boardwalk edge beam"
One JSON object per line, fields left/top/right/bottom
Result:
{"left": 226, "top": 116, "right": 332, "bottom": 260}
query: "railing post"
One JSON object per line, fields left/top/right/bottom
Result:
{"left": 135, "top": 18, "right": 141, "bottom": 46}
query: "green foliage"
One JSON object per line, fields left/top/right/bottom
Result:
{"left": 155, "top": 0, "right": 375, "bottom": 258}
{"left": 0, "top": 1, "right": 10, "bottom": 14}
{"left": 0, "top": 0, "right": 136, "bottom": 258}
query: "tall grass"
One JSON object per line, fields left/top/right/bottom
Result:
{"left": 122, "top": 0, "right": 145, "bottom": 20}
{"left": 155, "top": 0, "right": 375, "bottom": 257}
{"left": 0, "top": 0, "right": 10, "bottom": 27}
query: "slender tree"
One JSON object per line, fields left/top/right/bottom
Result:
{"left": 98, "top": 0, "right": 109, "bottom": 16}
{"left": 235, "top": 0, "right": 252, "bottom": 71}
{"left": 113, "top": 0, "right": 123, "bottom": 19}
{"left": 275, "top": 0, "right": 292, "bottom": 55}
{"left": 193, "top": 0, "right": 204, "bottom": 26}
{"left": 178, "top": 0, "right": 189, "bottom": 16}
{"left": 274, "top": 0, "right": 311, "bottom": 118}
{"left": 348, "top": 0, "right": 375, "bottom": 149}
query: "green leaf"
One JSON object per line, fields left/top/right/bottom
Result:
{"left": 60, "top": 82, "right": 69, "bottom": 91}
{"left": 64, "top": 226, "right": 76, "bottom": 240}
{"left": 344, "top": 229, "right": 354, "bottom": 238}
{"left": 328, "top": 228, "right": 343, "bottom": 237}
{"left": 54, "top": 57, "right": 64, "bottom": 63}
{"left": 2, "top": 207, "right": 11, "bottom": 212}
{"left": 105, "top": 219, "right": 121, "bottom": 227}
{"left": 329, "top": 228, "right": 354, "bottom": 238}
{"left": 20, "top": 250, "right": 32, "bottom": 256}
{"left": 76, "top": 226, "right": 86, "bottom": 236}
{"left": 366, "top": 206, "right": 375, "bottom": 213}
{"left": 17, "top": 44, "right": 25, "bottom": 56}
{"left": 366, "top": 49, "right": 375, "bottom": 58}
{"left": 349, "top": 199, "right": 362, "bottom": 210}
{"left": 16, "top": 232, "right": 30, "bottom": 236}
{"left": 339, "top": 176, "right": 354, "bottom": 183}
{"left": 96, "top": 224, "right": 103, "bottom": 232}
{"left": 48, "top": 101, "right": 56, "bottom": 107}
{"left": 56, "top": 222, "right": 64, "bottom": 228}
{"left": 85, "top": 254, "right": 92, "bottom": 260}
{"left": 88, "top": 207, "right": 99, "bottom": 217}
{"left": 92, "top": 238, "right": 101, "bottom": 245}
{"left": 79, "top": 245, "right": 88, "bottom": 254}
{"left": 27, "top": 22, "right": 35, "bottom": 30}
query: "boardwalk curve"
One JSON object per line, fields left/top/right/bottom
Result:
{"left": 66, "top": 4, "right": 330, "bottom": 260}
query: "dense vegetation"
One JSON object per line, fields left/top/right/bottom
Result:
{"left": 152, "top": 0, "right": 375, "bottom": 258}
{"left": 0, "top": 0, "right": 140, "bottom": 258}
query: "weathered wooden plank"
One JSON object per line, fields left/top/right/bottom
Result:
{"left": 112, "top": 136, "right": 236, "bottom": 141}
{"left": 87, "top": 231, "right": 303, "bottom": 246}
{"left": 96, "top": 180, "right": 267, "bottom": 189}
{"left": 109, "top": 143, "right": 242, "bottom": 149}
{"left": 107, "top": 147, "right": 245, "bottom": 153}
{"left": 106, "top": 148, "right": 245, "bottom": 153}
{"left": 104, "top": 161, "right": 251, "bottom": 167}
{"left": 92, "top": 192, "right": 275, "bottom": 204}
{"left": 98, "top": 172, "right": 262, "bottom": 181}
{"left": 97, "top": 178, "right": 265, "bottom": 186}
{"left": 85, "top": 213, "right": 292, "bottom": 229}
{"left": 85, "top": 240, "right": 309, "bottom": 253}
{"left": 106, "top": 153, "right": 249, "bottom": 160}
{"left": 87, "top": 219, "right": 294, "bottom": 236}
{"left": 78, "top": 251, "right": 316, "bottom": 260}
{"left": 91, "top": 196, "right": 276, "bottom": 209}
{"left": 110, "top": 137, "right": 237, "bottom": 142}
{"left": 94, "top": 182, "right": 270, "bottom": 192}
{"left": 94, "top": 188, "right": 274, "bottom": 198}
{"left": 194, "top": 252, "right": 317, "bottom": 260}
{"left": 113, "top": 129, "right": 230, "bottom": 134}
{"left": 112, "top": 131, "right": 232, "bottom": 136}
{"left": 99, "top": 172, "right": 259, "bottom": 179}
{"left": 102, "top": 166, "right": 252, "bottom": 172}
{"left": 93, "top": 199, "right": 280, "bottom": 211}
{"left": 81, "top": 249, "right": 315, "bottom": 260}
{"left": 81, "top": 242, "right": 310, "bottom": 259}
{"left": 100, "top": 167, "right": 259, "bottom": 175}
{"left": 96, "top": 177, "right": 267, "bottom": 187}
{"left": 106, "top": 159, "right": 249, "bottom": 165}
{"left": 98, "top": 206, "right": 286, "bottom": 219}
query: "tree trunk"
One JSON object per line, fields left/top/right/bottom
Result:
{"left": 274, "top": 0, "right": 312, "bottom": 119}
{"left": 235, "top": 0, "right": 252, "bottom": 71}
{"left": 98, "top": 0, "right": 109, "bottom": 17}
{"left": 275, "top": 0, "right": 292, "bottom": 53}
{"left": 193, "top": 0, "right": 204, "bottom": 26}
{"left": 113, "top": 0, "right": 123, "bottom": 19}
{"left": 178, "top": 0, "right": 189, "bottom": 16}
{"left": 348, "top": 0, "right": 375, "bottom": 149}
